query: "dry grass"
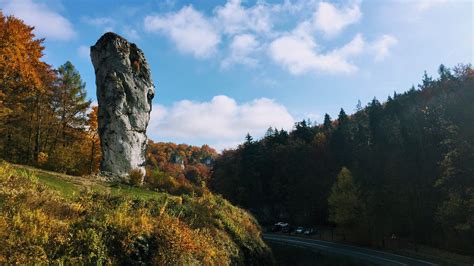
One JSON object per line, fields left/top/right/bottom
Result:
{"left": 1, "top": 162, "right": 273, "bottom": 265}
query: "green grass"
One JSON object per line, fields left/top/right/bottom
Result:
{"left": 108, "top": 183, "right": 168, "bottom": 200}
{"left": 13, "top": 164, "right": 172, "bottom": 201}
{"left": 35, "top": 172, "right": 79, "bottom": 198}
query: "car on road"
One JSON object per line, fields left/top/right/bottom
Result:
{"left": 304, "top": 228, "right": 315, "bottom": 235}
{"left": 296, "top": 226, "right": 304, "bottom": 234}
{"left": 271, "top": 222, "right": 289, "bottom": 232}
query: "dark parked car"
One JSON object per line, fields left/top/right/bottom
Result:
{"left": 304, "top": 228, "right": 315, "bottom": 235}
{"left": 296, "top": 226, "right": 304, "bottom": 234}
{"left": 281, "top": 224, "right": 291, "bottom": 233}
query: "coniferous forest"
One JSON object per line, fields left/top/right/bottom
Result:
{"left": 210, "top": 64, "right": 474, "bottom": 253}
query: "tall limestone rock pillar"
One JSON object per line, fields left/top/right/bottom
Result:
{"left": 91, "top": 32, "right": 155, "bottom": 181}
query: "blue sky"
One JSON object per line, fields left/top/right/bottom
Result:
{"left": 1, "top": 0, "right": 472, "bottom": 150}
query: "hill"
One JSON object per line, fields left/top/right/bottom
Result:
{"left": 210, "top": 64, "right": 474, "bottom": 254}
{"left": 0, "top": 162, "right": 273, "bottom": 264}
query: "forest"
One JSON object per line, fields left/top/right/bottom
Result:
{"left": 210, "top": 63, "right": 474, "bottom": 254}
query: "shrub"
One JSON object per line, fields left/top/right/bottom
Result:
{"left": 37, "top": 152, "right": 48, "bottom": 165}
{"left": 0, "top": 162, "right": 273, "bottom": 264}
{"left": 128, "top": 168, "right": 144, "bottom": 187}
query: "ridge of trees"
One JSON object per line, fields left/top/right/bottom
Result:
{"left": 210, "top": 64, "right": 474, "bottom": 253}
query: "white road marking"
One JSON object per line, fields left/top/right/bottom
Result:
{"left": 264, "top": 234, "right": 436, "bottom": 266}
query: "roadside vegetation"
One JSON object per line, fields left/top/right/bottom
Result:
{"left": 0, "top": 162, "right": 273, "bottom": 264}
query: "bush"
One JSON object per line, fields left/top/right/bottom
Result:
{"left": 0, "top": 162, "right": 273, "bottom": 264}
{"left": 129, "top": 168, "right": 144, "bottom": 187}
{"left": 37, "top": 152, "right": 48, "bottom": 165}
{"left": 144, "top": 169, "right": 204, "bottom": 196}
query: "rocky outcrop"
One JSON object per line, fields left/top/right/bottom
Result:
{"left": 91, "top": 32, "right": 155, "bottom": 181}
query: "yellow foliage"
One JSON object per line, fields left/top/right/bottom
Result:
{"left": 0, "top": 162, "right": 272, "bottom": 264}
{"left": 37, "top": 152, "right": 48, "bottom": 165}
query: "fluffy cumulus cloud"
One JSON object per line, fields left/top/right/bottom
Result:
{"left": 148, "top": 95, "right": 295, "bottom": 150}
{"left": 269, "top": 31, "right": 364, "bottom": 75}
{"left": 142, "top": 0, "right": 396, "bottom": 75}
{"left": 214, "top": 0, "right": 273, "bottom": 35}
{"left": 313, "top": 1, "right": 361, "bottom": 37}
{"left": 221, "top": 34, "right": 260, "bottom": 68}
{"left": 1, "top": 0, "right": 76, "bottom": 40}
{"left": 144, "top": 6, "right": 220, "bottom": 58}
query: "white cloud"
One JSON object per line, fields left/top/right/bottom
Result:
{"left": 269, "top": 33, "right": 363, "bottom": 75}
{"left": 371, "top": 34, "right": 397, "bottom": 61}
{"left": 266, "top": 1, "right": 364, "bottom": 74}
{"left": 142, "top": 0, "right": 394, "bottom": 75}
{"left": 77, "top": 45, "right": 90, "bottom": 59}
{"left": 148, "top": 95, "right": 295, "bottom": 150}
{"left": 214, "top": 0, "right": 273, "bottom": 35}
{"left": 2, "top": 0, "right": 76, "bottom": 40}
{"left": 332, "top": 33, "right": 365, "bottom": 57}
{"left": 314, "top": 1, "right": 361, "bottom": 37}
{"left": 221, "top": 34, "right": 260, "bottom": 68}
{"left": 144, "top": 6, "right": 220, "bottom": 58}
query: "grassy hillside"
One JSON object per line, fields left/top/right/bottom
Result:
{"left": 0, "top": 161, "right": 273, "bottom": 265}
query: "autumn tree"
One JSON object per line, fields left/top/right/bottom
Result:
{"left": 0, "top": 11, "right": 55, "bottom": 163}
{"left": 87, "top": 106, "right": 101, "bottom": 174}
{"left": 0, "top": 12, "right": 96, "bottom": 175}
{"left": 328, "top": 167, "right": 364, "bottom": 240}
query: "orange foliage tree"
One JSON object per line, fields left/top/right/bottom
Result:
{"left": 0, "top": 11, "right": 56, "bottom": 163}
{"left": 0, "top": 12, "right": 95, "bottom": 175}
{"left": 86, "top": 106, "right": 101, "bottom": 174}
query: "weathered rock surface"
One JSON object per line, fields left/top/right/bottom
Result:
{"left": 91, "top": 32, "right": 155, "bottom": 181}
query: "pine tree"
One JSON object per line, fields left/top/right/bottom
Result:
{"left": 49, "top": 61, "right": 90, "bottom": 152}
{"left": 323, "top": 113, "right": 333, "bottom": 133}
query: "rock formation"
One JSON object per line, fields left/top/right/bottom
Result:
{"left": 91, "top": 32, "right": 155, "bottom": 181}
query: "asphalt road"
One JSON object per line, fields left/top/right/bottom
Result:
{"left": 263, "top": 233, "right": 437, "bottom": 266}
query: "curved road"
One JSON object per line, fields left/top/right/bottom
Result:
{"left": 263, "top": 234, "right": 437, "bottom": 266}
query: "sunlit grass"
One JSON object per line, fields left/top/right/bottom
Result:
{"left": 13, "top": 164, "right": 170, "bottom": 201}
{"left": 1, "top": 162, "right": 272, "bottom": 264}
